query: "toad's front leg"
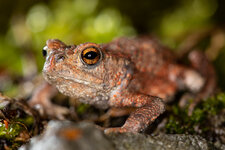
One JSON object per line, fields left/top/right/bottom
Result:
{"left": 105, "top": 91, "right": 165, "bottom": 133}
{"left": 29, "top": 82, "right": 70, "bottom": 120}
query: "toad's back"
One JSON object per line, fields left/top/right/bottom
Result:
{"left": 101, "top": 37, "right": 178, "bottom": 100}
{"left": 102, "top": 37, "right": 176, "bottom": 75}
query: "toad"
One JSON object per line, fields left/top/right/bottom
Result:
{"left": 30, "top": 37, "right": 216, "bottom": 133}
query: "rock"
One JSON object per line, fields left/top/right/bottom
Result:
{"left": 108, "top": 133, "right": 217, "bottom": 150}
{"left": 19, "top": 121, "right": 115, "bottom": 150}
{"left": 20, "top": 120, "right": 224, "bottom": 150}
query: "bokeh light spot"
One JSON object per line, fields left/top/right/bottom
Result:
{"left": 94, "top": 9, "right": 121, "bottom": 34}
{"left": 73, "top": 0, "right": 98, "bottom": 15}
{"left": 26, "top": 4, "right": 50, "bottom": 33}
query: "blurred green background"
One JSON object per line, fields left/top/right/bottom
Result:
{"left": 0, "top": 0, "right": 225, "bottom": 97}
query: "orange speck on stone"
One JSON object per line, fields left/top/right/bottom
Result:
{"left": 58, "top": 128, "right": 82, "bottom": 140}
{"left": 117, "top": 81, "right": 121, "bottom": 85}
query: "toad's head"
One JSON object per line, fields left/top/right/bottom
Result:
{"left": 42, "top": 39, "right": 133, "bottom": 100}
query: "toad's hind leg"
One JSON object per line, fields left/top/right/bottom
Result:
{"left": 105, "top": 92, "right": 165, "bottom": 133}
{"left": 188, "top": 50, "right": 216, "bottom": 98}
{"left": 187, "top": 50, "right": 216, "bottom": 114}
{"left": 173, "top": 50, "right": 216, "bottom": 114}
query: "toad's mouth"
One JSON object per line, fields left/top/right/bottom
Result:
{"left": 60, "top": 76, "right": 91, "bottom": 86}
{"left": 44, "top": 72, "right": 104, "bottom": 90}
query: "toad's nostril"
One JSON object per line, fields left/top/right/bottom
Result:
{"left": 55, "top": 55, "right": 65, "bottom": 63}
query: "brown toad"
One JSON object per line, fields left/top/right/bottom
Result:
{"left": 30, "top": 37, "right": 216, "bottom": 133}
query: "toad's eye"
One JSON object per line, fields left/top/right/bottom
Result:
{"left": 81, "top": 47, "right": 101, "bottom": 65}
{"left": 42, "top": 46, "right": 48, "bottom": 57}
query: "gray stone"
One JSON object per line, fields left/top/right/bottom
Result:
{"left": 107, "top": 133, "right": 218, "bottom": 150}
{"left": 20, "top": 121, "right": 224, "bottom": 150}
{"left": 20, "top": 121, "right": 115, "bottom": 150}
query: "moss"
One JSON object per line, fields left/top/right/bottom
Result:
{"left": 0, "top": 115, "right": 36, "bottom": 149}
{"left": 166, "top": 93, "right": 225, "bottom": 134}
{"left": 0, "top": 98, "right": 40, "bottom": 149}
{"left": 76, "top": 103, "right": 90, "bottom": 114}
{"left": 0, "top": 116, "right": 35, "bottom": 140}
{"left": 15, "top": 116, "right": 35, "bottom": 128}
{"left": 0, "top": 120, "right": 25, "bottom": 140}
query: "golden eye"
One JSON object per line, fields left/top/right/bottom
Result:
{"left": 81, "top": 47, "right": 101, "bottom": 65}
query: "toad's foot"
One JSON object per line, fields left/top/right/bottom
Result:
{"left": 104, "top": 127, "right": 129, "bottom": 134}
{"left": 30, "top": 101, "right": 70, "bottom": 120}
{"left": 109, "top": 91, "right": 165, "bottom": 133}
{"left": 98, "top": 107, "right": 135, "bottom": 122}
{"left": 29, "top": 82, "right": 69, "bottom": 120}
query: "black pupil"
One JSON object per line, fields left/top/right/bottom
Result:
{"left": 42, "top": 49, "right": 47, "bottom": 57}
{"left": 84, "top": 51, "right": 97, "bottom": 59}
